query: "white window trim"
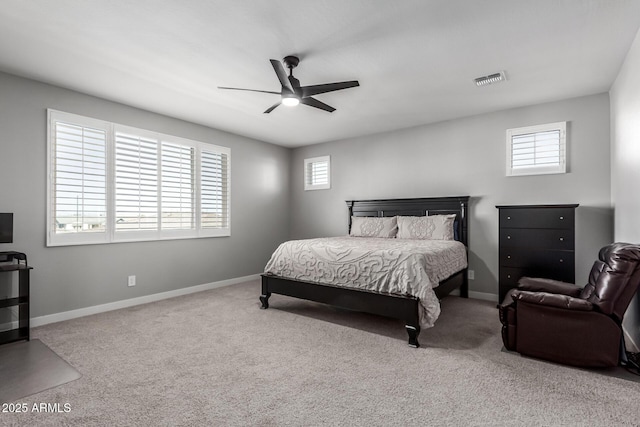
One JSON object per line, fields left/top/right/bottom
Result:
{"left": 506, "top": 121, "right": 567, "bottom": 177}
{"left": 47, "top": 109, "right": 231, "bottom": 247}
{"left": 304, "top": 155, "right": 331, "bottom": 191}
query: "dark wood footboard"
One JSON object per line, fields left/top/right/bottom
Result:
{"left": 261, "top": 269, "right": 466, "bottom": 348}
{"left": 260, "top": 273, "right": 422, "bottom": 346}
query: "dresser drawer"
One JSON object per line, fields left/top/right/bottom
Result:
{"left": 499, "top": 267, "right": 525, "bottom": 289}
{"left": 500, "top": 248, "right": 574, "bottom": 271}
{"left": 499, "top": 208, "right": 575, "bottom": 229}
{"left": 499, "top": 228, "right": 574, "bottom": 250}
{"left": 499, "top": 265, "right": 574, "bottom": 301}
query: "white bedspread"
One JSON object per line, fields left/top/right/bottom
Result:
{"left": 263, "top": 236, "right": 468, "bottom": 328}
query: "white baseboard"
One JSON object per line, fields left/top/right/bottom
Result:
{"left": 31, "top": 273, "right": 261, "bottom": 328}
{"left": 449, "top": 288, "right": 498, "bottom": 302}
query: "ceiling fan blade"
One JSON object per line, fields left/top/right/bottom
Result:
{"left": 263, "top": 102, "right": 281, "bottom": 114}
{"left": 301, "top": 81, "right": 359, "bottom": 97}
{"left": 270, "top": 59, "right": 294, "bottom": 92}
{"left": 218, "top": 86, "right": 280, "bottom": 95}
{"left": 301, "top": 97, "right": 336, "bottom": 113}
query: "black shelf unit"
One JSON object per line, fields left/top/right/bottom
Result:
{"left": 0, "top": 252, "right": 31, "bottom": 345}
{"left": 496, "top": 204, "right": 578, "bottom": 302}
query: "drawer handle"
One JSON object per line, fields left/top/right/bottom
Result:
{"left": 507, "top": 216, "right": 511, "bottom": 220}
{"left": 507, "top": 275, "right": 511, "bottom": 279}
{"left": 559, "top": 237, "right": 564, "bottom": 241}
{"left": 559, "top": 259, "right": 564, "bottom": 263}
{"left": 507, "top": 235, "right": 511, "bottom": 240}
{"left": 507, "top": 255, "right": 511, "bottom": 259}
{"left": 559, "top": 216, "right": 564, "bottom": 220}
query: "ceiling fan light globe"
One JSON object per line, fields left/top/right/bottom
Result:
{"left": 282, "top": 97, "right": 300, "bottom": 107}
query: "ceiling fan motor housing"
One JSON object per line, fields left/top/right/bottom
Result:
{"left": 283, "top": 55, "right": 299, "bottom": 70}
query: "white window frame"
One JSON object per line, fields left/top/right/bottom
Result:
{"left": 506, "top": 121, "right": 567, "bottom": 177}
{"left": 47, "top": 109, "right": 230, "bottom": 247}
{"left": 304, "top": 156, "right": 331, "bottom": 191}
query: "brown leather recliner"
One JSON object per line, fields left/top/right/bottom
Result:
{"left": 498, "top": 242, "right": 640, "bottom": 368}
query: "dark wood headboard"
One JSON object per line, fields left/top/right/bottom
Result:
{"left": 346, "top": 196, "right": 470, "bottom": 247}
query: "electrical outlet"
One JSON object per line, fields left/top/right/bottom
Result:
{"left": 128, "top": 275, "right": 136, "bottom": 287}
{"left": 468, "top": 270, "right": 475, "bottom": 280}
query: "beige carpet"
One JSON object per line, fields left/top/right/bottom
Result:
{"left": 3, "top": 280, "right": 640, "bottom": 426}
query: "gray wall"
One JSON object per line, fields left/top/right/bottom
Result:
{"left": 290, "top": 93, "right": 613, "bottom": 298}
{"left": 611, "top": 27, "right": 640, "bottom": 351}
{"left": 0, "top": 71, "right": 290, "bottom": 318}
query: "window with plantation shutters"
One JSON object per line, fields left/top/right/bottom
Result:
{"left": 304, "top": 156, "right": 330, "bottom": 191}
{"left": 506, "top": 122, "right": 567, "bottom": 176}
{"left": 49, "top": 114, "right": 108, "bottom": 245}
{"left": 47, "top": 110, "right": 230, "bottom": 246}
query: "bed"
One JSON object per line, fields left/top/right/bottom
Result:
{"left": 260, "top": 196, "right": 470, "bottom": 347}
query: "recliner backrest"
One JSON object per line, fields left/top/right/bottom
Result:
{"left": 580, "top": 242, "right": 640, "bottom": 322}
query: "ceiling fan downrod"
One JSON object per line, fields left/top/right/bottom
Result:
{"left": 283, "top": 55, "right": 299, "bottom": 76}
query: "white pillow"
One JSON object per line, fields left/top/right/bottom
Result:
{"left": 350, "top": 216, "right": 398, "bottom": 238}
{"left": 396, "top": 215, "right": 456, "bottom": 240}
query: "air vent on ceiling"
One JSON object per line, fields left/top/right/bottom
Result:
{"left": 474, "top": 71, "right": 507, "bottom": 87}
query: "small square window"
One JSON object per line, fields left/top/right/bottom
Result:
{"left": 506, "top": 122, "right": 566, "bottom": 177}
{"left": 304, "top": 156, "right": 330, "bottom": 191}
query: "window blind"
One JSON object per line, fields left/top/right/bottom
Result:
{"left": 161, "top": 142, "right": 195, "bottom": 230}
{"left": 201, "top": 150, "right": 229, "bottom": 229}
{"left": 511, "top": 130, "right": 561, "bottom": 169}
{"left": 114, "top": 132, "right": 158, "bottom": 231}
{"left": 309, "top": 161, "right": 328, "bottom": 186}
{"left": 52, "top": 121, "right": 107, "bottom": 234}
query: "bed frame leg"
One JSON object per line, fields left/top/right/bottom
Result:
{"left": 460, "top": 272, "right": 469, "bottom": 298}
{"left": 405, "top": 325, "right": 420, "bottom": 348}
{"left": 259, "top": 293, "right": 271, "bottom": 309}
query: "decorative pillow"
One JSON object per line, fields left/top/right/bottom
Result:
{"left": 350, "top": 216, "right": 398, "bottom": 238}
{"left": 396, "top": 214, "right": 456, "bottom": 240}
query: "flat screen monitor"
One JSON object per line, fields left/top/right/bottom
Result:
{"left": 0, "top": 213, "right": 13, "bottom": 243}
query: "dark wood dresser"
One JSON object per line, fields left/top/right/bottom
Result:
{"left": 496, "top": 204, "right": 579, "bottom": 302}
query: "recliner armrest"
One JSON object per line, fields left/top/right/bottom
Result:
{"left": 517, "top": 277, "right": 582, "bottom": 297}
{"left": 512, "top": 290, "right": 594, "bottom": 311}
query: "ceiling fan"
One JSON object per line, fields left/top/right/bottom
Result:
{"left": 218, "top": 55, "right": 359, "bottom": 113}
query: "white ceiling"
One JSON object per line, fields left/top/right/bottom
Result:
{"left": 1, "top": 1, "right": 639, "bottom": 148}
